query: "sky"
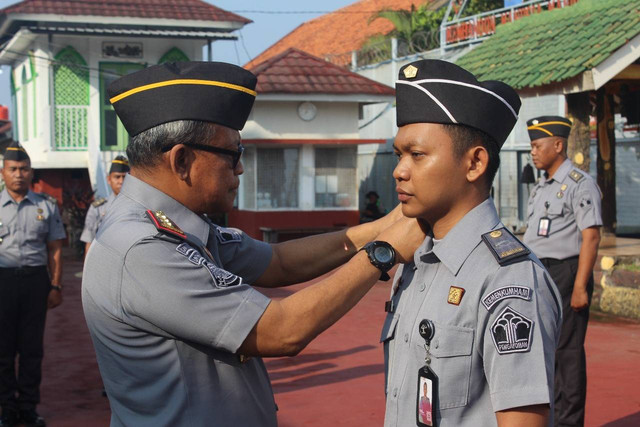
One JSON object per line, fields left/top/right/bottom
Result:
{"left": 0, "top": 0, "right": 357, "bottom": 116}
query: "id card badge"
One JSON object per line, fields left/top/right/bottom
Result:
{"left": 416, "top": 365, "right": 438, "bottom": 427}
{"left": 537, "top": 217, "right": 551, "bottom": 237}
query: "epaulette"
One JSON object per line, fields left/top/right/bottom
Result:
{"left": 92, "top": 198, "right": 107, "bottom": 208}
{"left": 38, "top": 192, "right": 58, "bottom": 204}
{"left": 481, "top": 227, "right": 530, "bottom": 265}
{"left": 145, "top": 210, "right": 187, "bottom": 240}
{"left": 569, "top": 169, "right": 584, "bottom": 183}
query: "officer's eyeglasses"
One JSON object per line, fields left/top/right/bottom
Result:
{"left": 162, "top": 143, "right": 244, "bottom": 169}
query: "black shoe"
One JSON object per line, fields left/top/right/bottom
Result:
{"left": 18, "top": 409, "right": 46, "bottom": 427}
{"left": 0, "top": 408, "right": 19, "bottom": 427}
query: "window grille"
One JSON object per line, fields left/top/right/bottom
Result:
{"left": 256, "top": 147, "right": 299, "bottom": 209}
{"left": 53, "top": 47, "right": 89, "bottom": 150}
{"left": 315, "top": 147, "right": 357, "bottom": 208}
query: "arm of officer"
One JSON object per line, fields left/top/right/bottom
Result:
{"left": 571, "top": 226, "right": 600, "bottom": 311}
{"left": 47, "top": 239, "right": 64, "bottom": 309}
{"left": 496, "top": 405, "right": 549, "bottom": 427}
{"left": 239, "top": 216, "right": 425, "bottom": 357}
{"left": 254, "top": 204, "right": 404, "bottom": 288}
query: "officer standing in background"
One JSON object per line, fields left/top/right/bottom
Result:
{"left": 382, "top": 60, "right": 561, "bottom": 427}
{"left": 0, "top": 141, "right": 66, "bottom": 427}
{"left": 523, "top": 116, "right": 602, "bottom": 427}
{"left": 82, "top": 61, "right": 425, "bottom": 426}
{"left": 80, "top": 156, "right": 129, "bottom": 253}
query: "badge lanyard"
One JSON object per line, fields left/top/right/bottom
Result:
{"left": 537, "top": 201, "right": 551, "bottom": 237}
{"left": 416, "top": 319, "right": 438, "bottom": 427}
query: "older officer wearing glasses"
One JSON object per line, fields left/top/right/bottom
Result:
{"left": 82, "top": 61, "right": 425, "bottom": 426}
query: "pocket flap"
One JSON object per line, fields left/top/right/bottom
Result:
{"left": 430, "top": 322, "right": 474, "bottom": 358}
{"left": 380, "top": 314, "right": 399, "bottom": 343}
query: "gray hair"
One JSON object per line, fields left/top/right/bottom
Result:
{"left": 126, "top": 120, "right": 217, "bottom": 168}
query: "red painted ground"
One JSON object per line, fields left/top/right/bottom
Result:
{"left": 35, "top": 258, "right": 640, "bottom": 426}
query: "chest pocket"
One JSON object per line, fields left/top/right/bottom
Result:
{"left": 546, "top": 200, "right": 565, "bottom": 219}
{"left": 418, "top": 322, "right": 474, "bottom": 410}
{"left": 30, "top": 216, "right": 49, "bottom": 238}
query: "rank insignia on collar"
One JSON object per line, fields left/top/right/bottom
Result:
{"left": 560, "top": 184, "right": 568, "bottom": 191}
{"left": 146, "top": 210, "right": 186, "bottom": 239}
{"left": 447, "top": 286, "right": 465, "bottom": 305}
{"left": 92, "top": 198, "right": 107, "bottom": 207}
{"left": 481, "top": 227, "right": 530, "bottom": 265}
{"left": 569, "top": 170, "right": 584, "bottom": 183}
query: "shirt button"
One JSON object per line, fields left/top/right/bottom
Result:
{"left": 434, "top": 339, "right": 439, "bottom": 349}
{"left": 419, "top": 283, "right": 426, "bottom": 292}
{"left": 404, "top": 333, "right": 409, "bottom": 342}
{"left": 393, "top": 388, "right": 398, "bottom": 397}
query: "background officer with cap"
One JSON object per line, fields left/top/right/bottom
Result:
{"left": 82, "top": 61, "right": 425, "bottom": 426}
{"left": 0, "top": 141, "right": 66, "bottom": 427}
{"left": 381, "top": 59, "right": 561, "bottom": 427}
{"left": 523, "top": 116, "right": 602, "bottom": 427}
{"left": 80, "top": 156, "right": 129, "bottom": 254}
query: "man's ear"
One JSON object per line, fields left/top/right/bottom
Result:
{"left": 167, "top": 145, "right": 194, "bottom": 181}
{"left": 554, "top": 137, "right": 565, "bottom": 154}
{"left": 466, "top": 145, "right": 489, "bottom": 184}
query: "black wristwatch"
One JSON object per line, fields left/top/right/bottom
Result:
{"left": 360, "top": 241, "right": 396, "bottom": 282}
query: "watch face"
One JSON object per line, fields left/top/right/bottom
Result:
{"left": 374, "top": 245, "right": 394, "bottom": 263}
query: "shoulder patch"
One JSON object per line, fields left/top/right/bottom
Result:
{"left": 146, "top": 210, "right": 186, "bottom": 240}
{"left": 482, "top": 286, "right": 531, "bottom": 311}
{"left": 491, "top": 306, "right": 534, "bottom": 355}
{"left": 176, "top": 242, "right": 242, "bottom": 288}
{"left": 215, "top": 226, "right": 242, "bottom": 244}
{"left": 481, "top": 228, "right": 530, "bottom": 265}
{"left": 38, "top": 192, "right": 58, "bottom": 204}
{"left": 92, "top": 198, "right": 107, "bottom": 207}
{"left": 569, "top": 169, "right": 584, "bottom": 183}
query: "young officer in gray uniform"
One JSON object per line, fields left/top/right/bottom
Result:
{"left": 523, "top": 116, "right": 602, "bottom": 427}
{"left": 80, "top": 156, "right": 129, "bottom": 253}
{"left": 82, "top": 61, "right": 426, "bottom": 426}
{"left": 381, "top": 60, "right": 562, "bottom": 427}
{"left": 0, "top": 141, "right": 66, "bottom": 427}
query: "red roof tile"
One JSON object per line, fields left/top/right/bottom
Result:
{"left": 246, "top": 0, "right": 434, "bottom": 68}
{"left": 1, "top": 0, "right": 250, "bottom": 23}
{"left": 249, "top": 48, "right": 394, "bottom": 96}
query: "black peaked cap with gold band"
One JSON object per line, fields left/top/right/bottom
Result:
{"left": 109, "top": 155, "right": 130, "bottom": 174}
{"left": 396, "top": 60, "right": 521, "bottom": 148}
{"left": 3, "top": 140, "right": 30, "bottom": 161}
{"left": 526, "top": 116, "right": 572, "bottom": 141}
{"left": 107, "top": 61, "right": 258, "bottom": 136}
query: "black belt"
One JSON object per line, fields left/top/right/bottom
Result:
{"left": 540, "top": 256, "right": 579, "bottom": 268}
{"left": 0, "top": 266, "right": 47, "bottom": 277}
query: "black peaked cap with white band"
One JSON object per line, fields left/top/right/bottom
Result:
{"left": 526, "top": 115, "right": 572, "bottom": 141}
{"left": 3, "top": 140, "right": 29, "bottom": 161}
{"left": 396, "top": 60, "right": 521, "bottom": 147}
{"left": 107, "top": 61, "right": 257, "bottom": 136}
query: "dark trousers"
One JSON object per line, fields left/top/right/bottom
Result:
{"left": 541, "top": 257, "right": 593, "bottom": 427}
{"left": 0, "top": 267, "right": 51, "bottom": 411}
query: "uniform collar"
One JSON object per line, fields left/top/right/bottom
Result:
{"left": 120, "top": 174, "right": 210, "bottom": 246}
{"left": 545, "top": 158, "right": 572, "bottom": 183}
{"left": 425, "top": 198, "right": 501, "bottom": 276}
{"left": 0, "top": 188, "right": 37, "bottom": 206}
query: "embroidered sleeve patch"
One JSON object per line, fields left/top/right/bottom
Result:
{"left": 482, "top": 286, "right": 531, "bottom": 310}
{"left": 176, "top": 243, "right": 242, "bottom": 288}
{"left": 481, "top": 228, "right": 530, "bottom": 265}
{"left": 490, "top": 306, "right": 534, "bottom": 355}
{"left": 569, "top": 170, "right": 584, "bottom": 183}
{"left": 215, "top": 226, "right": 242, "bottom": 244}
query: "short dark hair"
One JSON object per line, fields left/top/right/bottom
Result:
{"left": 442, "top": 123, "right": 500, "bottom": 188}
{"left": 127, "top": 120, "right": 217, "bottom": 169}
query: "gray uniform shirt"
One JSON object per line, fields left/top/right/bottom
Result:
{"left": 523, "top": 159, "right": 602, "bottom": 259}
{"left": 0, "top": 189, "right": 66, "bottom": 267}
{"left": 382, "top": 199, "right": 561, "bottom": 427}
{"left": 80, "top": 192, "right": 116, "bottom": 243}
{"left": 82, "top": 175, "right": 276, "bottom": 427}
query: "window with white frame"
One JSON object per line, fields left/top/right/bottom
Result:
{"left": 314, "top": 147, "right": 357, "bottom": 208}
{"left": 256, "top": 147, "right": 300, "bottom": 209}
